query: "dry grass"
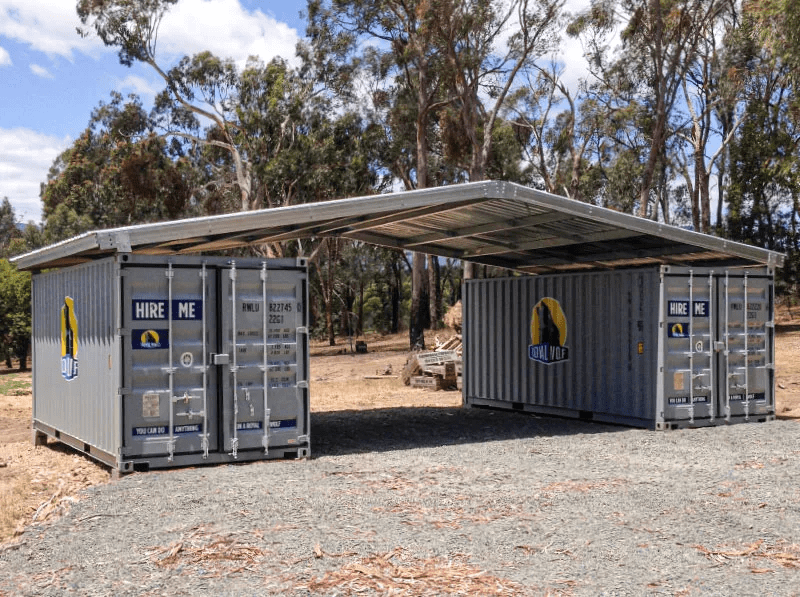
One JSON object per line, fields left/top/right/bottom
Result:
{"left": 694, "top": 539, "right": 800, "bottom": 572}
{"left": 299, "top": 547, "right": 533, "bottom": 596}
{"left": 311, "top": 378, "right": 461, "bottom": 412}
{"left": 540, "top": 479, "right": 628, "bottom": 494}
{"left": 0, "top": 441, "right": 110, "bottom": 542}
{"left": 309, "top": 331, "right": 413, "bottom": 357}
{"left": 147, "top": 526, "right": 267, "bottom": 577}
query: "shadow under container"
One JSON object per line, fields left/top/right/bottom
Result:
{"left": 463, "top": 265, "right": 775, "bottom": 429}
{"left": 31, "top": 254, "right": 310, "bottom": 473}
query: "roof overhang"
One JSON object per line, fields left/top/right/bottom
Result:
{"left": 13, "top": 181, "right": 784, "bottom": 272}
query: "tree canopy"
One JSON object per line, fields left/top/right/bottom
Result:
{"left": 24, "top": 0, "right": 800, "bottom": 345}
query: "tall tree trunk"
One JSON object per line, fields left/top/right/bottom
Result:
{"left": 411, "top": 254, "right": 426, "bottom": 348}
{"left": 325, "top": 286, "right": 335, "bottom": 347}
{"left": 409, "top": 59, "right": 429, "bottom": 350}
{"left": 716, "top": 148, "right": 727, "bottom": 232}
{"left": 391, "top": 267, "right": 401, "bottom": 334}
{"left": 428, "top": 254, "right": 440, "bottom": 330}
{"left": 357, "top": 280, "right": 364, "bottom": 336}
{"left": 699, "top": 170, "right": 711, "bottom": 233}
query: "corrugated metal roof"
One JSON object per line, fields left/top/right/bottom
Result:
{"left": 12, "top": 181, "right": 784, "bottom": 272}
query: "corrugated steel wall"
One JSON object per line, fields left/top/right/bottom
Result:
{"left": 464, "top": 269, "right": 660, "bottom": 426}
{"left": 32, "top": 255, "right": 310, "bottom": 470}
{"left": 33, "top": 258, "right": 119, "bottom": 453}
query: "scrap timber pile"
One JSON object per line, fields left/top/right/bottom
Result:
{"left": 401, "top": 335, "right": 463, "bottom": 391}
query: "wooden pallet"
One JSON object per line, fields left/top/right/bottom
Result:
{"left": 410, "top": 375, "right": 442, "bottom": 390}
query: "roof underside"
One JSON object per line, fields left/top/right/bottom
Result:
{"left": 14, "top": 181, "right": 784, "bottom": 272}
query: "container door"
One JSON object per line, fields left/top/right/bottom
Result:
{"left": 122, "top": 263, "right": 218, "bottom": 460}
{"left": 718, "top": 271, "right": 774, "bottom": 420}
{"left": 661, "top": 271, "right": 716, "bottom": 424}
{"left": 220, "top": 262, "right": 308, "bottom": 458}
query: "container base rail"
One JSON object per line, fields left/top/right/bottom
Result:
{"left": 32, "top": 420, "right": 309, "bottom": 475}
{"left": 465, "top": 396, "right": 775, "bottom": 430}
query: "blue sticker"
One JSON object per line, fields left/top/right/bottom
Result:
{"left": 668, "top": 323, "right": 690, "bottom": 338}
{"left": 729, "top": 392, "right": 766, "bottom": 402}
{"left": 172, "top": 300, "right": 202, "bottom": 321}
{"left": 174, "top": 423, "right": 202, "bottom": 434}
{"left": 132, "top": 300, "right": 168, "bottom": 320}
{"left": 236, "top": 419, "right": 297, "bottom": 431}
{"left": 132, "top": 329, "right": 169, "bottom": 349}
{"left": 667, "top": 301, "right": 709, "bottom": 317}
{"left": 133, "top": 299, "right": 202, "bottom": 321}
{"left": 132, "top": 425, "right": 168, "bottom": 437}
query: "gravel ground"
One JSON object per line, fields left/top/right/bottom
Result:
{"left": 1, "top": 407, "right": 798, "bottom": 596}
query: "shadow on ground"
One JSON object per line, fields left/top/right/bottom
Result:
{"left": 311, "top": 405, "right": 629, "bottom": 457}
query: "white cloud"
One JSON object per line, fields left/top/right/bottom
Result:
{"left": 159, "top": 0, "right": 301, "bottom": 67}
{"left": 0, "top": 128, "right": 71, "bottom": 224}
{"left": 29, "top": 63, "right": 53, "bottom": 78}
{"left": 117, "top": 74, "right": 163, "bottom": 98}
{"left": 0, "top": 0, "right": 301, "bottom": 68}
{"left": 551, "top": 33, "right": 589, "bottom": 95}
{"left": 0, "top": 45, "right": 10, "bottom": 66}
{"left": 0, "top": 0, "right": 100, "bottom": 59}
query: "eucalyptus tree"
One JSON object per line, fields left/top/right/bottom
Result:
{"left": 435, "top": 0, "right": 565, "bottom": 183}
{"left": 78, "top": 1, "right": 310, "bottom": 219}
{"left": 304, "top": 0, "right": 458, "bottom": 348}
{"left": 569, "top": 0, "right": 731, "bottom": 220}
{"left": 726, "top": 26, "right": 800, "bottom": 257}
{"left": 0, "top": 259, "right": 31, "bottom": 370}
{"left": 509, "top": 62, "right": 605, "bottom": 203}
{"left": 0, "top": 198, "right": 19, "bottom": 254}
{"left": 673, "top": 1, "right": 744, "bottom": 233}
{"left": 745, "top": 0, "right": 800, "bottom": 89}
{"left": 727, "top": 75, "right": 799, "bottom": 251}
{"left": 41, "top": 92, "right": 194, "bottom": 240}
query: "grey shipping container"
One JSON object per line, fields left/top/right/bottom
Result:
{"left": 463, "top": 266, "right": 775, "bottom": 429}
{"left": 31, "top": 254, "right": 310, "bottom": 472}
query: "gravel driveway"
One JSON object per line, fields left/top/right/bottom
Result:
{"left": 1, "top": 407, "right": 798, "bottom": 596}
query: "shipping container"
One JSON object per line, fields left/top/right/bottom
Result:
{"left": 463, "top": 266, "right": 775, "bottom": 429}
{"left": 31, "top": 254, "right": 309, "bottom": 472}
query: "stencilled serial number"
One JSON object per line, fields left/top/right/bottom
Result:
{"left": 269, "top": 302, "right": 293, "bottom": 313}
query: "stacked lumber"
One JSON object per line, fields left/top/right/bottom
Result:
{"left": 403, "top": 336, "right": 463, "bottom": 391}
{"left": 434, "top": 334, "right": 463, "bottom": 354}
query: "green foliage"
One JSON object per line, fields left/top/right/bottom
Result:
{"left": 746, "top": 0, "right": 800, "bottom": 91}
{"left": 0, "top": 198, "right": 20, "bottom": 256}
{"left": 726, "top": 85, "right": 798, "bottom": 251}
{"left": 41, "top": 92, "right": 194, "bottom": 243}
{"left": 0, "top": 259, "right": 31, "bottom": 370}
{"left": 77, "top": 0, "right": 179, "bottom": 67}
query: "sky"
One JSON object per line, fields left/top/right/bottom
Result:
{"left": 0, "top": 0, "right": 588, "bottom": 225}
{"left": 0, "top": 0, "right": 307, "bottom": 224}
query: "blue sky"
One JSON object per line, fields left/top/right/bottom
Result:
{"left": 0, "top": 0, "right": 308, "bottom": 224}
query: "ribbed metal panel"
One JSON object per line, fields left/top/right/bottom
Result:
{"left": 656, "top": 266, "right": 775, "bottom": 427}
{"left": 14, "top": 182, "right": 783, "bottom": 274}
{"left": 464, "top": 266, "right": 775, "bottom": 429}
{"left": 32, "top": 258, "right": 119, "bottom": 453}
{"left": 464, "top": 269, "right": 661, "bottom": 427}
{"left": 31, "top": 254, "right": 309, "bottom": 471}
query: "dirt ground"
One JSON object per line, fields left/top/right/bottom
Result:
{"left": 1, "top": 315, "right": 799, "bottom": 545}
